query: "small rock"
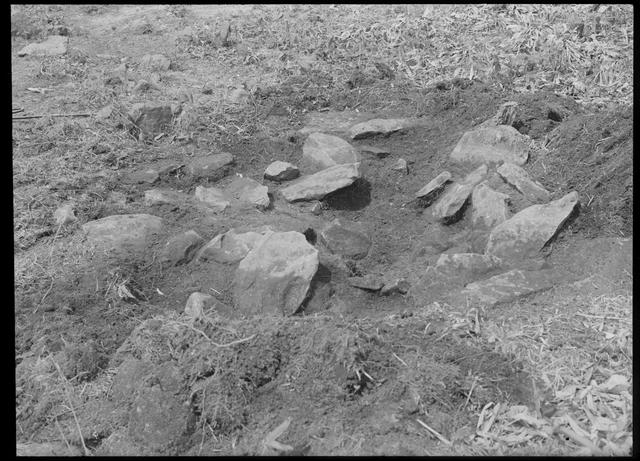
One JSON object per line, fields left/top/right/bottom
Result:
{"left": 391, "top": 158, "right": 408, "bottom": 174}
{"left": 432, "top": 165, "right": 488, "bottom": 222}
{"left": 127, "top": 103, "right": 173, "bottom": 137}
{"left": 349, "top": 118, "right": 410, "bottom": 140}
{"left": 497, "top": 162, "right": 550, "bottom": 203}
{"left": 18, "top": 35, "right": 68, "bottom": 57}
{"left": 194, "top": 186, "right": 230, "bottom": 213}
{"left": 348, "top": 275, "right": 383, "bottom": 291}
{"left": 450, "top": 125, "right": 531, "bottom": 166}
{"left": 358, "top": 145, "right": 391, "bottom": 158}
{"left": 224, "top": 176, "right": 270, "bottom": 210}
{"left": 380, "top": 278, "right": 410, "bottom": 296}
{"left": 53, "top": 204, "right": 76, "bottom": 226}
{"left": 186, "top": 152, "right": 235, "bottom": 180}
{"left": 160, "top": 230, "right": 205, "bottom": 267}
{"left": 228, "top": 87, "right": 250, "bottom": 104}
{"left": 139, "top": 54, "right": 171, "bottom": 71}
{"left": 320, "top": 219, "right": 371, "bottom": 260}
{"left": 302, "top": 132, "right": 360, "bottom": 172}
{"left": 233, "top": 231, "right": 319, "bottom": 316}
{"left": 415, "top": 171, "right": 452, "bottom": 201}
{"left": 311, "top": 202, "right": 323, "bottom": 215}
{"left": 471, "top": 181, "right": 510, "bottom": 229}
{"left": 184, "top": 292, "right": 215, "bottom": 319}
{"left": 485, "top": 191, "right": 579, "bottom": 262}
{"left": 264, "top": 161, "right": 300, "bottom": 181}
{"left": 126, "top": 167, "right": 160, "bottom": 184}
{"left": 280, "top": 163, "right": 361, "bottom": 202}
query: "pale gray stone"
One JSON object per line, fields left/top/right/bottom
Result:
{"left": 497, "top": 162, "right": 550, "bottom": 203}
{"left": 471, "top": 181, "right": 510, "bottom": 228}
{"left": 450, "top": 125, "right": 531, "bottom": 166}
{"left": 302, "top": 132, "right": 360, "bottom": 172}
{"left": 280, "top": 163, "right": 361, "bottom": 202}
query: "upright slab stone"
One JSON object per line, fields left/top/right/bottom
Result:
{"left": 280, "top": 163, "right": 361, "bottom": 202}
{"left": 450, "top": 125, "right": 531, "bottom": 166}
{"left": 497, "top": 162, "right": 550, "bottom": 203}
{"left": 186, "top": 153, "right": 235, "bottom": 180}
{"left": 471, "top": 181, "right": 510, "bottom": 228}
{"left": 302, "top": 132, "right": 360, "bottom": 172}
{"left": 82, "top": 214, "right": 163, "bottom": 257}
{"left": 432, "top": 165, "right": 487, "bottom": 222}
{"left": 320, "top": 219, "right": 371, "bottom": 260}
{"left": 485, "top": 191, "right": 579, "bottom": 261}
{"left": 415, "top": 171, "right": 452, "bottom": 201}
{"left": 456, "top": 269, "right": 557, "bottom": 307}
{"left": 233, "top": 231, "right": 319, "bottom": 316}
{"left": 349, "top": 118, "right": 409, "bottom": 140}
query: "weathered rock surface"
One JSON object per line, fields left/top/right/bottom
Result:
{"left": 432, "top": 164, "right": 488, "bottom": 222}
{"left": 54, "top": 203, "right": 77, "bottom": 226}
{"left": 302, "top": 132, "right": 360, "bottom": 172}
{"left": 82, "top": 214, "right": 163, "bottom": 256}
{"left": 233, "top": 231, "right": 319, "bottom": 316}
{"left": 194, "top": 186, "right": 230, "bottom": 212}
{"left": 184, "top": 292, "right": 216, "bottom": 319}
{"left": 17, "top": 442, "right": 82, "bottom": 456}
{"left": 128, "top": 387, "right": 193, "bottom": 452}
{"left": 280, "top": 163, "right": 361, "bottom": 202}
{"left": 18, "top": 35, "right": 68, "bottom": 56}
{"left": 455, "top": 269, "right": 557, "bottom": 307}
{"left": 348, "top": 275, "right": 383, "bottom": 291}
{"left": 128, "top": 103, "right": 173, "bottom": 136}
{"left": 349, "top": 118, "right": 410, "bottom": 140}
{"left": 160, "top": 230, "right": 204, "bottom": 267}
{"left": 391, "top": 158, "right": 408, "bottom": 174}
{"left": 450, "top": 125, "right": 531, "bottom": 166}
{"left": 320, "top": 220, "right": 371, "bottom": 260}
{"left": 298, "top": 109, "right": 371, "bottom": 136}
{"left": 144, "top": 189, "right": 190, "bottom": 209}
{"left": 126, "top": 167, "right": 160, "bottom": 184}
{"left": 415, "top": 171, "right": 452, "bottom": 201}
{"left": 224, "top": 177, "right": 270, "bottom": 210}
{"left": 139, "top": 54, "right": 171, "bottom": 71}
{"left": 433, "top": 252, "right": 502, "bottom": 278}
{"left": 497, "top": 162, "right": 550, "bottom": 203}
{"left": 485, "top": 191, "right": 579, "bottom": 261}
{"left": 264, "top": 161, "right": 300, "bottom": 181}
{"left": 479, "top": 101, "right": 518, "bottom": 128}
{"left": 471, "top": 181, "right": 510, "bottom": 228}
{"left": 186, "top": 153, "right": 235, "bottom": 180}
{"left": 196, "top": 228, "right": 270, "bottom": 264}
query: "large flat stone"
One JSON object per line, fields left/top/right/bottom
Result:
{"left": 224, "top": 177, "right": 270, "bottom": 210}
{"left": 127, "top": 103, "right": 173, "bottom": 136}
{"left": 471, "top": 181, "right": 510, "bottom": 229}
{"left": 302, "top": 132, "right": 360, "bottom": 172}
{"left": 280, "top": 163, "right": 361, "bottom": 202}
{"left": 196, "top": 228, "right": 271, "bottom": 264}
{"left": 145, "top": 189, "right": 190, "bottom": 209}
{"left": 455, "top": 269, "right": 557, "bottom": 307}
{"left": 186, "top": 153, "right": 235, "bottom": 180}
{"left": 450, "top": 125, "right": 531, "bottom": 166}
{"left": 233, "top": 231, "right": 319, "bottom": 316}
{"left": 432, "top": 165, "right": 487, "bottom": 222}
{"left": 485, "top": 191, "right": 579, "bottom": 262}
{"left": 194, "top": 186, "right": 230, "bottom": 212}
{"left": 497, "top": 162, "right": 550, "bottom": 203}
{"left": 82, "top": 214, "right": 163, "bottom": 257}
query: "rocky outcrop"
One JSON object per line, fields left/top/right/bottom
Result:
{"left": 485, "top": 191, "right": 579, "bottom": 262}
{"left": 432, "top": 165, "right": 487, "bottom": 222}
{"left": 233, "top": 231, "right": 319, "bottom": 316}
